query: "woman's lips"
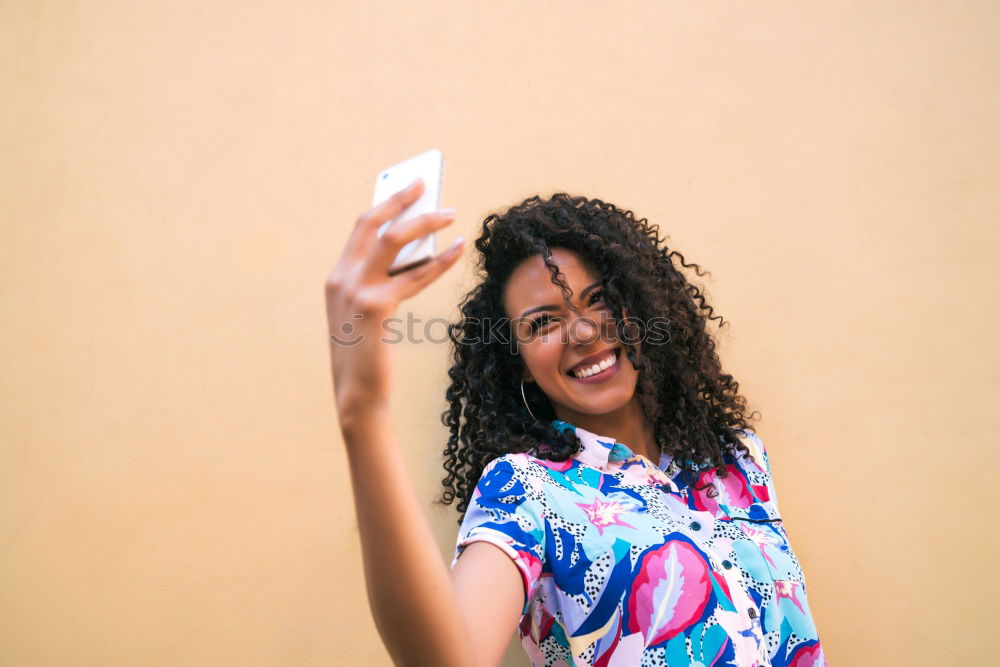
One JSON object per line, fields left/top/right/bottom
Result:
{"left": 567, "top": 348, "right": 622, "bottom": 384}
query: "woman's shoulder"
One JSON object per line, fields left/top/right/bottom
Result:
{"left": 483, "top": 447, "right": 579, "bottom": 474}
{"left": 729, "top": 428, "right": 771, "bottom": 477}
{"left": 480, "top": 451, "right": 540, "bottom": 476}
{"left": 468, "top": 452, "right": 553, "bottom": 512}
{"left": 473, "top": 451, "right": 550, "bottom": 492}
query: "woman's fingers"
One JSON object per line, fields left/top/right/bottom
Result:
{"left": 344, "top": 178, "right": 427, "bottom": 263}
{"left": 391, "top": 236, "right": 465, "bottom": 301}
{"left": 364, "top": 208, "right": 458, "bottom": 278}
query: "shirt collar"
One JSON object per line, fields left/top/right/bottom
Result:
{"left": 551, "top": 418, "right": 661, "bottom": 470}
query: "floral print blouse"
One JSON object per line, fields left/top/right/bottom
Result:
{"left": 451, "top": 419, "right": 826, "bottom": 666}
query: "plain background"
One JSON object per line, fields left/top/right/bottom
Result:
{"left": 3, "top": 1, "right": 998, "bottom": 664}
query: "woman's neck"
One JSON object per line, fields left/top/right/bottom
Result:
{"left": 555, "top": 398, "right": 660, "bottom": 462}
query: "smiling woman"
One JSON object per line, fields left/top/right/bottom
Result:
{"left": 324, "top": 185, "right": 825, "bottom": 667}
{"left": 438, "top": 194, "right": 827, "bottom": 666}
{"left": 440, "top": 193, "right": 764, "bottom": 511}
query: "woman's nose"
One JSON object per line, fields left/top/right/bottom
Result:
{"left": 569, "top": 313, "right": 604, "bottom": 346}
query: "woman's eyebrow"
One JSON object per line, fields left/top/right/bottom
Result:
{"left": 518, "top": 280, "right": 602, "bottom": 319}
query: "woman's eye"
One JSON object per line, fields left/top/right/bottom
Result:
{"left": 588, "top": 289, "right": 606, "bottom": 306}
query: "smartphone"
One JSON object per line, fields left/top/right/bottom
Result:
{"left": 371, "top": 149, "right": 444, "bottom": 276}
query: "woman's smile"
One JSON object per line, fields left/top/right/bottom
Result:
{"left": 566, "top": 347, "right": 622, "bottom": 383}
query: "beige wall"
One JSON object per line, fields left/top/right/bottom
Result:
{"left": 3, "top": 1, "right": 998, "bottom": 664}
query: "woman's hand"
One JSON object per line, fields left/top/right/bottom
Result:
{"left": 324, "top": 178, "right": 464, "bottom": 417}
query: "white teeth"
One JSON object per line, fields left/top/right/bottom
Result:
{"left": 571, "top": 351, "right": 617, "bottom": 378}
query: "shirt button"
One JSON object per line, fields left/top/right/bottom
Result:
{"left": 689, "top": 521, "right": 701, "bottom": 531}
{"left": 748, "top": 608, "right": 758, "bottom": 619}
{"left": 722, "top": 560, "right": 733, "bottom": 569}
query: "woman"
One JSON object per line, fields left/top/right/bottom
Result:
{"left": 325, "top": 178, "right": 826, "bottom": 666}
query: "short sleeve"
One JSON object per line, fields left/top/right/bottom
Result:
{"left": 450, "top": 456, "right": 546, "bottom": 616}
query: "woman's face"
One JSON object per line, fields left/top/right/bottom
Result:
{"left": 502, "top": 247, "right": 640, "bottom": 423}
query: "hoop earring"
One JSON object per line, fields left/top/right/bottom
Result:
{"left": 520, "top": 378, "right": 539, "bottom": 422}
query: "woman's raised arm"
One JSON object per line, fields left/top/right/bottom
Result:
{"left": 324, "top": 180, "right": 522, "bottom": 666}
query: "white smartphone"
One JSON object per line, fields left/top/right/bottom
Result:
{"left": 371, "top": 149, "right": 444, "bottom": 275}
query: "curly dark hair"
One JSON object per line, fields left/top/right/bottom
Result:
{"left": 438, "top": 193, "right": 762, "bottom": 522}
